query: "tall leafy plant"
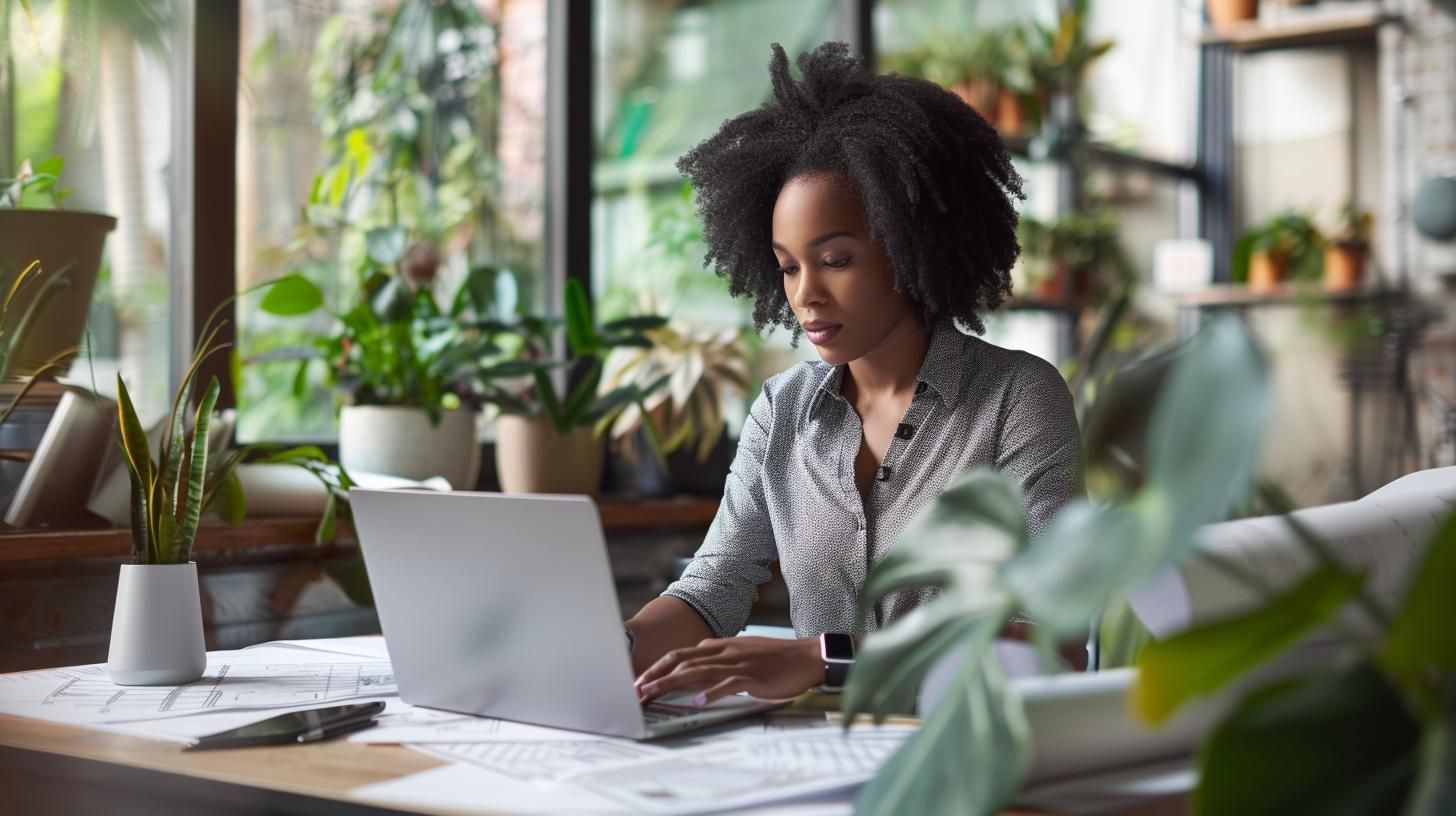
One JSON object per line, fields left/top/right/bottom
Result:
{"left": 0, "top": 259, "right": 73, "bottom": 425}
{"left": 499, "top": 278, "right": 669, "bottom": 438}
{"left": 843, "top": 318, "right": 1272, "bottom": 814}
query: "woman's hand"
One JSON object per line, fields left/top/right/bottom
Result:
{"left": 634, "top": 636, "right": 825, "bottom": 705}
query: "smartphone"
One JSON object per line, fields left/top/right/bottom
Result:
{"left": 185, "top": 701, "right": 386, "bottom": 750}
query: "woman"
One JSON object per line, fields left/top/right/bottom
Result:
{"left": 627, "top": 42, "right": 1082, "bottom": 706}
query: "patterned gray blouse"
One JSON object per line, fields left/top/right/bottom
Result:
{"left": 661, "top": 320, "right": 1083, "bottom": 639}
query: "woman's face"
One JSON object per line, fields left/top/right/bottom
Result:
{"left": 771, "top": 172, "right": 916, "bottom": 366}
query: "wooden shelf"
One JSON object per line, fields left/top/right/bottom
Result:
{"left": 1201, "top": 10, "right": 1396, "bottom": 53}
{"left": 0, "top": 496, "right": 719, "bottom": 564}
{"left": 1172, "top": 283, "right": 1407, "bottom": 309}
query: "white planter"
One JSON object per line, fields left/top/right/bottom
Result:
{"left": 339, "top": 405, "right": 481, "bottom": 489}
{"left": 107, "top": 563, "right": 207, "bottom": 686}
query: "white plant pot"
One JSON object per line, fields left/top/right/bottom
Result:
{"left": 338, "top": 405, "right": 481, "bottom": 489}
{"left": 107, "top": 563, "right": 207, "bottom": 686}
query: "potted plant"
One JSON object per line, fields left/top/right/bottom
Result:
{"left": 1324, "top": 202, "right": 1374, "bottom": 293}
{"left": 1234, "top": 210, "right": 1325, "bottom": 294}
{"left": 597, "top": 304, "right": 751, "bottom": 497}
{"left": 0, "top": 157, "right": 115, "bottom": 377}
{"left": 1016, "top": 211, "right": 1130, "bottom": 308}
{"left": 1207, "top": 0, "right": 1260, "bottom": 30}
{"left": 266, "top": 266, "right": 517, "bottom": 490}
{"left": 491, "top": 279, "right": 667, "bottom": 496}
{"left": 107, "top": 321, "right": 247, "bottom": 685}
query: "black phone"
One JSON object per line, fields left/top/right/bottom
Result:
{"left": 185, "top": 700, "right": 386, "bottom": 751}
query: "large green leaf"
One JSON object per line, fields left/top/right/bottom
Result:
{"left": 1383, "top": 510, "right": 1456, "bottom": 685}
{"left": 259, "top": 273, "right": 325, "bottom": 316}
{"left": 600, "top": 315, "right": 668, "bottom": 334}
{"left": 1144, "top": 317, "right": 1269, "bottom": 555}
{"left": 176, "top": 378, "right": 221, "bottom": 563}
{"left": 1130, "top": 562, "right": 1364, "bottom": 724}
{"left": 844, "top": 606, "right": 1003, "bottom": 721}
{"left": 532, "top": 368, "right": 564, "bottom": 431}
{"left": 563, "top": 278, "right": 596, "bottom": 358}
{"left": 1405, "top": 690, "right": 1456, "bottom": 816}
{"left": 115, "top": 375, "right": 155, "bottom": 562}
{"left": 560, "top": 358, "right": 603, "bottom": 428}
{"left": 365, "top": 226, "right": 407, "bottom": 266}
{"left": 1002, "top": 496, "right": 1162, "bottom": 635}
{"left": 1195, "top": 662, "right": 1421, "bottom": 816}
{"left": 854, "top": 637, "right": 1030, "bottom": 816}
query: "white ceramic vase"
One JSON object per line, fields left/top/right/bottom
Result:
{"left": 107, "top": 563, "right": 207, "bottom": 686}
{"left": 338, "top": 405, "right": 481, "bottom": 489}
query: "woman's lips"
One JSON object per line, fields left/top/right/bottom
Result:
{"left": 804, "top": 323, "right": 842, "bottom": 345}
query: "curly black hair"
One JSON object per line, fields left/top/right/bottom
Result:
{"left": 676, "top": 41, "right": 1024, "bottom": 336}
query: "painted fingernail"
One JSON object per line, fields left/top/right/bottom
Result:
{"left": 692, "top": 692, "right": 707, "bottom": 707}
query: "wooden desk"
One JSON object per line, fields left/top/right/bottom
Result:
{"left": 0, "top": 712, "right": 1091, "bottom": 816}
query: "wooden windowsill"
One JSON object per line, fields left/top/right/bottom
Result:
{"left": 0, "top": 496, "right": 719, "bottom": 565}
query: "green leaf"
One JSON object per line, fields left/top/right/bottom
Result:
{"left": 1145, "top": 318, "right": 1269, "bottom": 554}
{"left": 1383, "top": 510, "right": 1456, "bottom": 684}
{"left": 563, "top": 278, "right": 596, "bottom": 358}
{"left": 477, "top": 360, "right": 557, "bottom": 379}
{"left": 366, "top": 226, "right": 407, "bottom": 266}
{"left": 212, "top": 470, "right": 248, "bottom": 524}
{"left": 291, "top": 358, "right": 312, "bottom": 400}
{"left": 176, "top": 378, "right": 221, "bottom": 562}
{"left": 845, "top": 607, "right": 1002, "bottom": 721}
{"left": 532, "top": 368, "right": 564, "bottom": 431}
{"left": 1195, "top": 662, "right": 1421, "bottom": 816}
{"left": 560, "top": 359, "right": 603, "bottom": 428}
{"left": 1130, "top": 563, "right": 1364, "bottom": 724}
{"left": 600, "top": 315, "right": 668, "bottom": 333}
{"left": 115, "top": 375, "right": 155, "bottom": 560}
{"left": 259, "top": 273, "right": 325, "bottom": 316}
{"left": 854, "top": 639, "right": 1030, "bottom": 816}
{"left": 1405, "top": 691, "right": 1456, "bottom": 816}
{"left": 369, "top": 275, "right": 413, "bottom": 322}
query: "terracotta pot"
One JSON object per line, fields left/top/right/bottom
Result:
{"left": 0, "top": 209, "right": 116, "bottom": 376}
{"left": 1207, "top": 0, "right": 1259, "bottom": 28}
{"left": 1248, "top": 250, "right": 1288, "bottom": 294}
{"left": 952, "top": 77, "right": 1000, "bottom": 121}
{"left": 495, "top": 415, "right": 604, "bottom": 496}
{"left": 338, "top": 405, "right": 481, "bottom": 489}
{"left": 996, "top": 88, "right": 1025, "bottom": 137}
{"left": 1323, "top": 244, "right": 1366, "bottom": 293}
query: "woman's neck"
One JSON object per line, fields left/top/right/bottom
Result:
{"left": 842, "top": 312, "right": 930, "bottom": 402}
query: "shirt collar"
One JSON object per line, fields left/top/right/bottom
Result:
{"left": 807, "top": 321, "right": 964, "bottom": 415}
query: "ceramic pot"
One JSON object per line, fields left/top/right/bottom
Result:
{"left": 1323, "top": 244, "right": 1366, "bottom": 293}
{"left": 1248, "top": 250, "right": 1288, "bottom": 294}
{"left": 1207, "top": 0, "right": 1259, "bottom": 28}
{"left": 107, "top": 563, "right": 207, "bottom": 686}
{"left": 495, "top": 415, "right": 604, "bottom": 495}
{"left": 996, "top": 88, "right": 1026, "bottom": 137}
{"left": 339, "top": 405, "right": 481, "bottom": 489}
{"left": 0, "top": 209, "right": 116, "bottom": 376}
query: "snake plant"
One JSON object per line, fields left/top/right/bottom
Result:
{"left": 1, "top": 260, "right": 75, "bottom": 426}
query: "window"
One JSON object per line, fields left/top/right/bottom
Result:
{"left": 3, "top": 0, "right": 191, "bottom": 423}
{"left": 234, "top": 0, "right": 547, "bottom": 442}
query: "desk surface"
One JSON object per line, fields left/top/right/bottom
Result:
{"left": 0, "top": 711, "right": 1089, "bottom": 816}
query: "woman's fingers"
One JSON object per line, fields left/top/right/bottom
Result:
{"left": 637, "top": 663, "right": 745, "bottom": 702}
{"left": 697, "top": 675, "right": 753, "bottom": 706}
{"left": 634, "top": 640, "right": 728, "bottom": 689}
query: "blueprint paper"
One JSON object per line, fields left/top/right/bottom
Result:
{"left": 0, "top": 645, "right": 395, "bottom": 726}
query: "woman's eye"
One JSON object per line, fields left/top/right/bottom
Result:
{"left": 777, "top": 265, "right": 799, "bottom": 276}
{"left": 825, "top": 256, "right": 852, "bottom": 268}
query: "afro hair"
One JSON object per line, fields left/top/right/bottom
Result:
{"left": 675, "top": 41, "right": 1024, "bottom": 335}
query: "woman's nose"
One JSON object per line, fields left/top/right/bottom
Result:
{"left": 790, "top": 266, "right": 829, "bottom": 309}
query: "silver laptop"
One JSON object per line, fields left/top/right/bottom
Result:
{"left": 349, "top": 488, "right": 784, "bottom": 740}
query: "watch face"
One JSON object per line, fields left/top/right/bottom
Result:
{"left": 822, "top": 632, "right": 854, "bottom": 661}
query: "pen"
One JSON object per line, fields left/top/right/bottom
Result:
{"left": 296, "top": 716, "right": 379, "bottom": 744}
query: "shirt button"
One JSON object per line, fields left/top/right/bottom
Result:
{"left": 876, "top": 465, "right": 892, "bottom": 482}
{"left": 915, "top": 381, "right": 928, "bottom": 396}
{"left": 895, "top": 423, "right": 915, "bottom": 440}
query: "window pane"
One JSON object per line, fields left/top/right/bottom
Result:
{"left": 593, "top": 0, "right": 840, "bottom": 408}
{"left": 1084, "top": 0, "right": 1201, "bottom": 163}
{"left": 3, "top": 0, "right": 188, "bottom": 423}
{"left": 235, "top": 0, "right": 547, "bottom": 442}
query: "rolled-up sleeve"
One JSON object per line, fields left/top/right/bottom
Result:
{"left": 995, "top": 353, "right": 1084, "bottom": 539}
{"left": 660, "top": 385, "right": 778, "bottom": 638}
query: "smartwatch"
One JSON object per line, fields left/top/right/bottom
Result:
{"left": 819, "top": 632, "right": 855, "bottom": 692}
